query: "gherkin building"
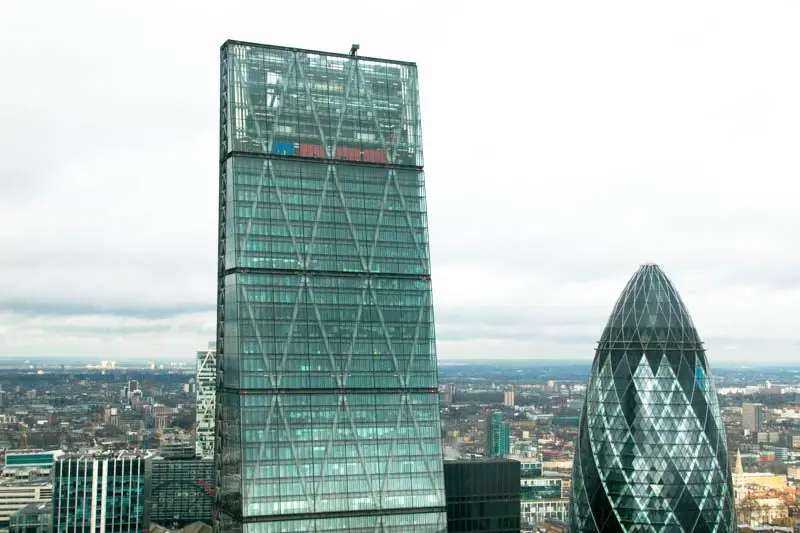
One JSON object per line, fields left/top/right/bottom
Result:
{"left": 570, "top": 264, "right": 735, "bottom": 533}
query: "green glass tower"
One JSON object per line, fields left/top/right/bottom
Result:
{"left": 53, "top": 454, "right": 150, "bottom": 533}
{"left": 486, "top": 412, "right": 510, "bottom": 457}
{"left": 215, "top": 41, "right": 446, "bottom": 533}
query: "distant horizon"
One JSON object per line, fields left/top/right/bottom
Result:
{"left": 3, "top": 355, "right": 799, "bottom": 369}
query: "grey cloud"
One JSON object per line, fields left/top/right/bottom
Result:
{"left": 436, "top": 307, "right": 600, "bottom": 344}
{"left": 438, "top": 324, "right": 599, "bottom": 346}
{"left": 39, "top": 319, "right": 215, "bottom": 337}
{"left": 0, "top": 300, "right": 212, "bottom": 320}
{"left": 705, "top": 336, "right": 800, "bottom": 352}
{"left": 1, "top": 1, "right": 800, "bottom": 360}
{"left": 45, "top": 322, "right": 176, "bottom": 336}
{"left": 430, "top": 213, "right": 800, "bottom": 291}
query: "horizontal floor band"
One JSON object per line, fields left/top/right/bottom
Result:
{"left": 231, "top": 505, "right": 447, "bottom": 523}
{"left": 221, "top": 150, "right": 424, "bottom": 171}
{"left": 219, "top": 387, "right": 438, "bottom": 395}
{"left": 221, "top": 267, "right": 431, "bottom": 280}
{"left": 596, "top": 341, "right": 705, "bottom": 347}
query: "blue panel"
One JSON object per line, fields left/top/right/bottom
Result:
{"left": 695, "top": 366, "right": 707, "bottom": 391}
{"left": 270, "top": 142, "right": 295, "bottom": 156}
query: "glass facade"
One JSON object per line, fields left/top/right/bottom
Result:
{"left": 53, "top": 455, "right": 149, "bottom": 533}
{"left": 215, "top": 41, "right": 445, "bottom": 533}
{"left": 521, "top": 479, "right": 562, "bottom": 501}
{"left": 9, "top": 503, "right": 52, "bottom": 533}
{"left": 486, "top": 412, "right": 510, "bottom": 457}
{"left": 0, "top": 483, "right": 52, "bottom": 529}
{"left": 150, "top": 458, "right": 213, "bottom": 529}
{"left": 520, "top": 461, "right": 543, "bottom": 479}
{"left": 570, "top": 264, "right": 736, "bottom": 533}
{"left": 443, "top": 460, "right": 520, "bottom": 533}
{"left": 522, "top": 499, "right": 569, "bottom": 528}
{"left": 4, "top": 452, "right": 60, "bottom": 468}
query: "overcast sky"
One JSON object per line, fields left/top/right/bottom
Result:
{"left": 1, "top": 1, "right": 798, "bottom": 364}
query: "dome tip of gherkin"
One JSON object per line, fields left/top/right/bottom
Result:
{"left": 601, "top": 262, "right": 698, "bottom": 339}
{"left": 634, "top": 262, "right": 672, "bottom": 284}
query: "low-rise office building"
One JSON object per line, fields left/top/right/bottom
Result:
{"left": 150, "top": 457, "right": 213, "bottom": 529}
{"left": 53, "top": 452, "right": 151, "bottom": 533}
{"left": 444, "top": 458, "right": 520, "bottom": 533}
{"left": 9, "top": 502, "right": 52, "bottom": 533}
{"left": 0, "top": 482, "right": 52, "bottom": 530}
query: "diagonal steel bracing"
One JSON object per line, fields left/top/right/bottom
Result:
{"left": 221, "top": 45, "right": 445, "bottom": 530}
{"left": 238, "top": 56, "right": 303, "bottom": 267}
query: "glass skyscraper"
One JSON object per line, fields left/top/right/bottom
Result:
{"left": 215, "top": 41, "right": 446, "bottom": 533}
{"left": 570, "top": 264, "right": 736, "bottom": 533}
{"left": 486, "top": 412, "right": 510, "bottom": 457}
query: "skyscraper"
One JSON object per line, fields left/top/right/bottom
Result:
{"left": 195, "top": 341, "right": 217, "bottom": 459}
{"left": 486, "top": 412, "right": 510, "bottom": 457}
{"left": 441, "top": 383, "right": 456, "bottom": 407}
{"left": 570, "top": 264, "right": 736, "bottom": 533}
{"left": 216, "top": 41, "right": 446, "bottom": 532}
{"left": 503, "top": 385, "right": 515, "bottom": 407}
{"left": 742, "top": 402, "right": 763, "bottom": 432}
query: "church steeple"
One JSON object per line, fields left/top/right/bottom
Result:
{"left": 735, "top": 448, "right": 744, "bottom": 475}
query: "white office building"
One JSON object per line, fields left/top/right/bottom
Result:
{"left": 195, "top": 341, "right": 217, "bottom": 459}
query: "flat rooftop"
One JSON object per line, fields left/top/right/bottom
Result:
{"left": 221, "top": 39, "right": 416, "bottom": 67}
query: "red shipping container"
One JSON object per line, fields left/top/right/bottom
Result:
{"left": 299, "top": 144, "right": 326, "bottom": 158}
{"left": 364, "top": 149, "right": 387, "bottom": 163}
{"left": 335, "top": 147, "right": 360, "bottom": 161}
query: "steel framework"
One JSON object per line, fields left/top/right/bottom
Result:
{"left": 214, "top": 41, "right": 446, "bottom": 533}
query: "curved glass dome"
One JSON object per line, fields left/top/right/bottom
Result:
{"left": 570, "top": 264, "right": 735, "bottom": 533}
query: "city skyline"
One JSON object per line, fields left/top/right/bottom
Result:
{"left": 1, "top": 2, "right": 799, "bottom": 363}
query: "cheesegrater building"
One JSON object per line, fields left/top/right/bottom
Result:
{"left": 215, "top": 41, "right": 446, "bottom": 533}
{"left": 570, "top": 264, "right": 736, "bottom": 533}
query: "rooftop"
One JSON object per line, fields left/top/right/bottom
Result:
{"left": 444, "top": 457, "right": 519, "bottom": 464}
{"left": 221, "top": 39, "right": 417, "bottom": 67}
{"left": 150, "top": 522, "right": 212, "bottom": 533}
{"left": 0, "top": 479, "right": 52, "bottom": 487}
{"left": 57, "top": 450, "right": 154, "bottom": 461}
{"left": 11, "top": 501, "right": 52, "bottom": 517}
